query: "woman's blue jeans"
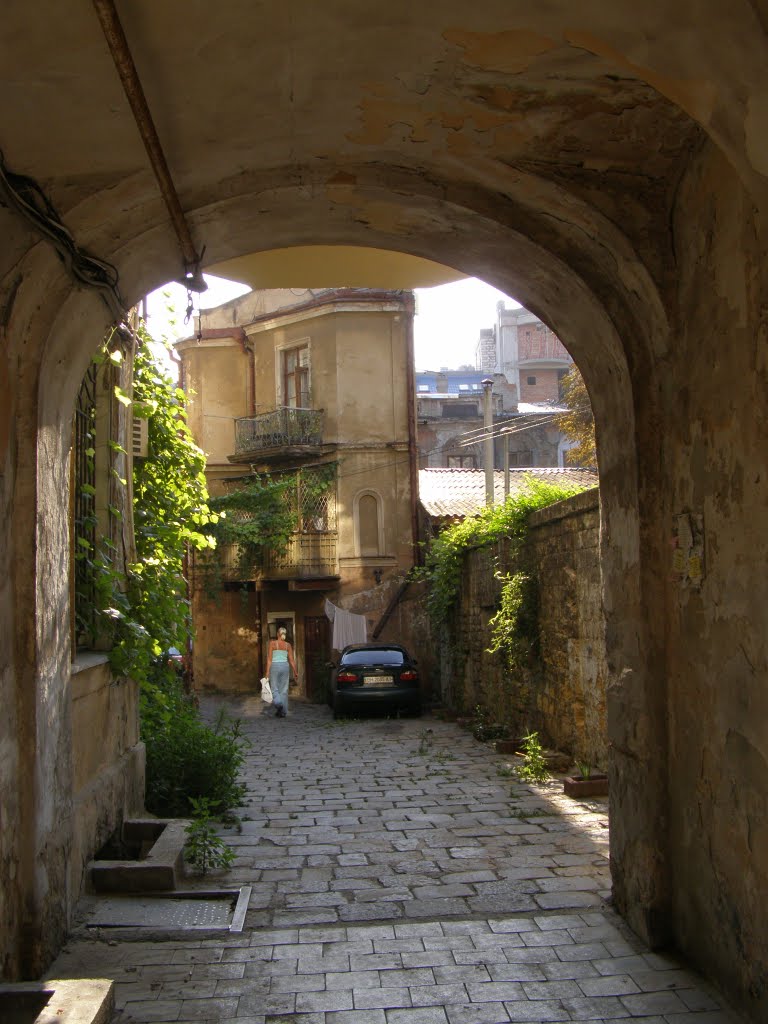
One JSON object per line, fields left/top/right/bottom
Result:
{"left": 269, "top": 662, "right": 290, "bottom": 713}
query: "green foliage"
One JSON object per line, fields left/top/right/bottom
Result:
{"left": 78, "top": 326, "right": 217, "bottom": 681}
{"left": 516, "top": 731, "right": 550, "bottom": 783}
{"left": 487, "top": 571, "right": 538, "bottom": 671}
{"left": 75, "top": 324, "right": 251, "bottom": 820}
{"left": 575, "top": 760, "right": 592, "bottom": 780}
{"left": 199, "top": 463, "right": 337, "bottom": 588}
{"left": 471, "top": 703, "right": 508, "bottom": 742}
{"left": 184, "top": 796, "right": 236, "bottom": 875}
{"left": 141, "top": 674, "right": 247, "bottom": 817}
{"left": 554, "top": 365, "right": 597, "bottom": 469}
{"left": 122, "top": 331, "right": 217, "bottom": 678}
{"left": 418, "top": 728, "right": 434, "bottom": 756}
{"left": 417, "top": 477, "right": 588, "bottom": 632}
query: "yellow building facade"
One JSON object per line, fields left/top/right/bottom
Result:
{"left": 177, "top": 288, "right": 419, "bottom": 698}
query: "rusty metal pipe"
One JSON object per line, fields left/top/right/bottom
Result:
{"left": 92, "top": 0, "right": 205, "bottom": 287}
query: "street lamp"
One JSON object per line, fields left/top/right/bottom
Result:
{"left": 482, "top": 378, "right": 494, "bottom": 506}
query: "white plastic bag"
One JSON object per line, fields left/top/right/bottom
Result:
{"left": 260, "top": 676, "right": 273, "bottom": 703}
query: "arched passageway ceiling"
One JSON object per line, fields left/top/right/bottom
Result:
{"left": 1, "top": 0, "right": 759, "bottom": 394}
{"left": 3, "top": 1, "right": 767, "bottom": 246}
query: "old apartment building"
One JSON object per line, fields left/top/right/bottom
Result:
{"left": 176, "top": 288, "right": 421, "bottom": 696}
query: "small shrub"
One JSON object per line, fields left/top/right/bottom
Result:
{"left": 516, "top": 731, "right": 550, "bottom": 783}
{"left": 418, "top": 729, "right": 434, "bottom": 755}
{"left": 184, "top": 797, "right": 236, "bottom": 875}
{"left": 141, "top": 673, "right": 247, "bottom": 817}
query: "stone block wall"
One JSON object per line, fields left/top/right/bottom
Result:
{"left": 440, "top": 488, "right": 606, "bottom": 767}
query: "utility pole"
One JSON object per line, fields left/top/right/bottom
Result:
{"left": 482, "top": 378, "right": 494, "bottom": 506}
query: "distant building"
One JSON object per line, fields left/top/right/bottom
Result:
{"left": 477, "top": 303, "right": 574, "bottom": 405}
{"left": 416, "top": 303, "right": 580, "bottom": 470}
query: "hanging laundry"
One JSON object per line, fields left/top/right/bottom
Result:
{"left": 324, "top": 598, "right": 367, "bottom": 649}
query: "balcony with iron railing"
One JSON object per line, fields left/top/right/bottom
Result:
{"left": 204, "top": 534, "right": 339, "bottom": 583}
{"left": 233, "top": 406, "right": 325, "bottom": 461}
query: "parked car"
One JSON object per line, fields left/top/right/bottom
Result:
{"left": 155, "top": 646, "right": 192, "bottom": 686}
{"left": 165, "top": 646, "right": 184, "bottom": 673}
{"left": 328, "top": 642, "right": 421, "bottom": 718}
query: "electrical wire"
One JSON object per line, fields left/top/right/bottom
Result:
{"left": 0, "top": 150, "right": 125, "bottom": 321}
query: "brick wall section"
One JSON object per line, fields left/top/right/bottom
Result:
{"left": 441, "top": 487, "right": 607, "bottom": 767}
{"left": 519, "top": 366, "right": 562, "bottom": 403}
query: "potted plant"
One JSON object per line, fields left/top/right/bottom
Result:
{"left": 563, "top": 760, "right": 608, "bottom": 797}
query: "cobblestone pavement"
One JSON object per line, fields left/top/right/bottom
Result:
{"left": 48, "top": 697, "right": 740, "bottom": 1023}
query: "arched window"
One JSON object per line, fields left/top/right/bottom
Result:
{"left": 354, "top": 490, "right": 384, "bottom": 557}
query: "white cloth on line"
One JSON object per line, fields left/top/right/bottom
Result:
{"left": 324, "top": 598, "right": 367, "bottom": 649}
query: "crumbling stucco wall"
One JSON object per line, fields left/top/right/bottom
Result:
{"left": 438, "top": 488, "right": 606, "bottom": 766}
{"left": 69, "top": 657, "right": 144, "bottom": 909}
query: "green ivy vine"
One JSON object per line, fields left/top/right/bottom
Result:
{"left": 487, "top": 570, "right": 538, "bottom": 671}
{"left": 197, "top": 463, "right": 337, "bottom": 590}
{"left": 82, "top": 324, "right": 217, "bottom": 684}
{"left": 417, "top": 476, "right": 588, "bottom": 633}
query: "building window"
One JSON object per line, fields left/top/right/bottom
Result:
{"left": 442, "top": 402, "right": 478, "bottom": 418}
{"left": 447, "top": 454, "right": 476, "bottom": 468}
{"left": 354, "top": 490, "right": 384, "bottom": 557}
{"left": 509, "top": 449, "right": 534, "bottom": 467}
{"left": 282, "top": 344, "right": 310, "bottom": 408}
{"left": 527, "top": 375, "right": 537, "bottom": 385}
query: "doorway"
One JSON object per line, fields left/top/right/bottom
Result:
{"left": 304, "top": 615, "right": 331, "bottom": 702}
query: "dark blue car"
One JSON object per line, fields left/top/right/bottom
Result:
{"left": 328, "top": 643, "right": 422, "bottom": 718}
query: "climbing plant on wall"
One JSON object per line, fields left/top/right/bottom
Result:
{"left": 81, "top": 324, "right": 217, "bottom": 683}
{"left": 197, "top": 463, "right": 338, "bottom": 590}
{"left": 418, "top": 476, "right": 588, "bottom": 634}
{"left": 124, "top": 327, "right": 217, "bottom": 678}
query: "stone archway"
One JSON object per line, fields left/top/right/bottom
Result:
{"left": 2, "top": 4, "right": 767, "bottom": 1015}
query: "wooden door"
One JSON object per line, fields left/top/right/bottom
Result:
{"left": 304, "top": 615, "right": 331, "bottom": 701}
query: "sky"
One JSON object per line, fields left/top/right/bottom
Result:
{"left": 145, "top": 275, "right": 519, "bottom": 373}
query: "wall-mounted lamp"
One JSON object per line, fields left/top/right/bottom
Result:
{"left": 373, "top": 568, "right": 383, "bottom": 585}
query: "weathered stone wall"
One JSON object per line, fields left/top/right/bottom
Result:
{"left": 659, "top": 142, "right": 768, "bottom": 1013}
{"left": 440, "top": 488, "right": 606, "bottom": 767}
{"left": 530, "top": 490, "right": 606, "bottom": 766}
{"left": 69, "top": 656, "right": 145, "bottom": 906}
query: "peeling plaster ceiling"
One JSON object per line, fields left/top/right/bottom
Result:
{"left": 1, "top": 2, "right": 765, "bottom": 293}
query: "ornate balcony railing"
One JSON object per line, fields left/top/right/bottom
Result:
{"left": 234, "top": 407, "right": 324, "bottom": 455}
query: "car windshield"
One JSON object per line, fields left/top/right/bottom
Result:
{"left": 341, "top": 648, "right": 405, "bottom": 667}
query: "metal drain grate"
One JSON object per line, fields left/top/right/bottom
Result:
{"left": 86, "top": 887, "right": 250, "bottom": 932}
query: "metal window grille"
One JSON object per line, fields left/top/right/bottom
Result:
{"left": 263, "top": 466, "right": 338, "bottom": 578}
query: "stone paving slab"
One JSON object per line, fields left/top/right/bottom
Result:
{"left": 48, "top": 698, "right": 743, "bottom": 1022}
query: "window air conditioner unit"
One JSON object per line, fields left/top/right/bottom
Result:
{"left": 131, "top": 415, "right": 148, "bottom": 458}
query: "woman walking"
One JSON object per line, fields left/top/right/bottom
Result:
{"left": 265, "top": 626, "right": 298, "bottom": 718}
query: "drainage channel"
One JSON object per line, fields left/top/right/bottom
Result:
{"left": 84, "top": 886, "right": 251, "bottom": 936}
